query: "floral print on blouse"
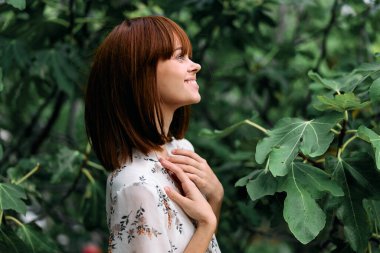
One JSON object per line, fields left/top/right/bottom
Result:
{"left": 106, "top": 138, "right": 221, "bottom": 253}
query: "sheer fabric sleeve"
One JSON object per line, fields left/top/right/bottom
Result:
{"left": 108, "top": 183, "right": 175, "bottom": 253}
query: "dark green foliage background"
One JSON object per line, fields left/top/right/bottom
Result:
{"left": 1, "top": 0, "right": 380, "bottom": 252}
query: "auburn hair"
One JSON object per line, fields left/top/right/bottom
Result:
{"left": 84, "top": 16, "right": 193, "bottom": 171}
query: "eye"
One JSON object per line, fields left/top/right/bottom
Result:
{"left": 176, "top": 54, "right": 186, "bottom": 61}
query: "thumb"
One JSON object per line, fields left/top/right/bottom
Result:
{"left": 165, "top": 186, "right": 187, "bottom": 206}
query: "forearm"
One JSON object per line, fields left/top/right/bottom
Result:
{"left": 209, "top": 196, "right": 223, "bottom": 224}
{"left": 184, "top": 220, "right": 216, "bottom": 253}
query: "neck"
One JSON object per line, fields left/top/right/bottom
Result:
{"left": 159, "top": 106, "right": 175, "bottom": 136}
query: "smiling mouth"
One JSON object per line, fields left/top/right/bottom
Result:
{"left": 185, "top": 79, "right": 197, "bottom": 84}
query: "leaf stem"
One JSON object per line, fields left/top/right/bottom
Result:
{"left": 87, "top": 160, "right": 105, "bottom": 171}
{"left": 264, "top": 157, "right": 270, "bottom": 174}
{"left": 337, "top": 148, "right": 342, "bottom": 161}
{"left": 5, "top": 215, "right": 23, "bottom": 227}
{"left": 330, "top": 128, "right": 339, "bottom": 135}
{"left": 345, "top": 129, "right": 357, "bottom": 134}
{"left": 0, "top": 210, "right": 3, "bottom": 226}
{"left": 341, "top": 135, "right": 357, "bottom": 153}
{"left": 244, "top": 119, "right": 268, "bottom": 134}
{"left": 82, "top": 168, "right": 95, "bottom": 184}
{"left": 15, "top": 163, "right": 40, "bottom": 185}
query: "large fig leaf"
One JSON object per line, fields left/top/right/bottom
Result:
{"left": 255, "top": 113, "right": 342, "bottom": 176}
{"left": 246, "top": 170, "right": 278, "bottom": 201}
{"left": 330, "top": 158, "right": 371, "bottom": 253}
{"left": 291, "top": 162, "right": 343, "bottom": 199}
{"left": 281, "top": 163, "right": 326, "bottom": 244}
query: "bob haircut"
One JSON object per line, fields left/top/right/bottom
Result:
{"left": 84, "top": 16, "right": 193, "bottom": 172}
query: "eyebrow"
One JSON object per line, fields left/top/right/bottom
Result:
{"left": 173, "top": 47, "right": 183, "bottom": 52}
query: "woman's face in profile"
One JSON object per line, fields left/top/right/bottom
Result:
{"left": 156, "top": 40, "right": 201, "bottom": 113}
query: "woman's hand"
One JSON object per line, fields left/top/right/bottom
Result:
{"left": 159, "top": 158, "right": 216, "bottom": 227}
{"left": 167, "top": 149, "right": 223, "bottom": 200}
{"left": 159, "top": 158, "right": 217, "bottom": 253}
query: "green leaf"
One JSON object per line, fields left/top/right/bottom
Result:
{"left": 332, "top": 159, "right": 371, "bottom": 253}
{"left": 246, "top": 170, "right": 277, "bottom": 201}
{"left": 315, "top": 93, "right": 371, "bottom": 112}
{"left": 369, "top": 78, "right": 380, "bottom": 103}
{"left": 0, "top": 144, "right": 3, "bottom": 160}
{"left": 4, "top": 0, "right": 26, "bottom": 10}
{"left": 308, "top": 71, "right": 343, "bottom": 93}
{"left": 255, "top": 113, "right": 342, "bottom": 176}
{"left": 0, "top": 183, "right": 27, "bottom": 214}
{"left": 235, "top": 170, "right": 260, "bottom": 187}
{"left": 16, "top": 224, "right": 59, "bottom": 253}
{"left": 281, "top": 164, "right": 326, "bottom": 244}
{"left": 0, "top": 226, "right": 30, "bottom": 253}
{"left": 363, "top": 200, "right": 380, "bottom": 232}
{"left": 352, "top": 62, "right": 380, "bottom": 74}
{"left": 357, "top": 126, "right": 380, "bottom": 171}
{"left": 291, "top": 163, "right": 343, "bottom": 199}
{"left": 199, "top": 119, "right": 261, "bottom": 139}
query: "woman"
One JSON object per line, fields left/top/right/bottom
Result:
{"left": 85, "top": 16, "right": 223, "bottom": 252}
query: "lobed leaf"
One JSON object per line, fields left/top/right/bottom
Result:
{"left": 0, "top": 183, "right": 27, "bottom": 214}
{"left": 315, "top": 93, "right": 370, "bottom": 112}
{"left": 235, "top": 170, "right": 260, "bottom": 187}
{"left": 357, "top": 126, "right": 380, "bottom": 171}
{"left": 308, "top": 71, "right": 343, "bottom": 93}
{"left": 331, "top": 158, "right": 371, "bottom": 253}
{"left": 246, "top": 170, "right": 278, "bottom": 201}
{"left": 255, "top": 113, "right": 342, "bottom": 176}
{"left": 291, "top": 163, "right": 343, "bottom": 199}
{"left": 281, "top": 163, "right": 326, "bottom": 244}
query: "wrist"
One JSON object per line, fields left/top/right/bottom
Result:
{"left": 197, "top": 214, "right": 217, "bottom": 232}
{"left": 208, "top": 185, "right": 224, "bottom": 203}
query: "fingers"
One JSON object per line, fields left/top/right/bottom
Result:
{"left": 159, "top": 158, "right": 189, "bottom": 184}
{"left": 164, "top": 186, "right": 188, "bottom": 206}
{"left": 171, "top": 149, "right": 205, "bottom": 163}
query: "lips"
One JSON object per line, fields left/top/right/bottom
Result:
{"left": 184, "top": 79, "right": 197, "bottom": 84}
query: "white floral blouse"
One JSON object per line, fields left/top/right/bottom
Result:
{"left": 106, "top": 138, "right": 221, "bottom": 253}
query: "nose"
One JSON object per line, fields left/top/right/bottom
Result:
{"left": 188, "top": 59, "right": 201, "bottom": 73}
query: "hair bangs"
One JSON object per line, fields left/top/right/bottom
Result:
{"left": 146, "top": 17, "right": 192, "bottom": 61}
